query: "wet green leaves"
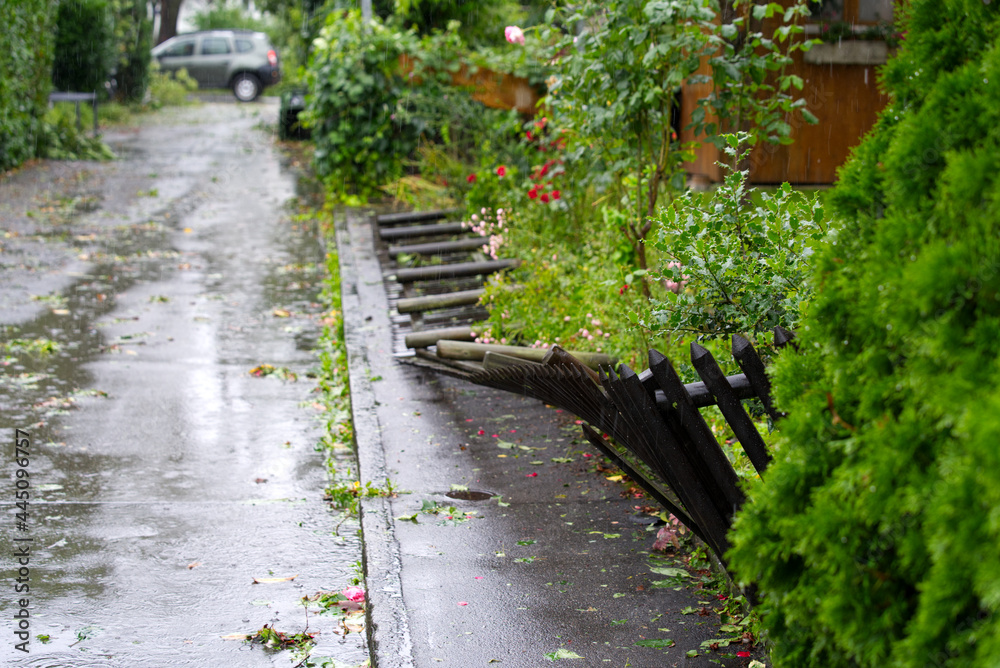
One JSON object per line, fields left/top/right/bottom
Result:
{"left": 635, "top": 638, "right": 675, "bottom": 649}
{"left": 544, "top": 648, "right": 583, "bottom": 660}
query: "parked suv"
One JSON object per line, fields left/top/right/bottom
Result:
{"left": 152, "top": 30, "right": 281, "bottom": 102}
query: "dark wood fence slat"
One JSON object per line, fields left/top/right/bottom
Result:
{"left": 391, "top": 259, "right": 520, "bottom": 283}
{"left": 579, "top": 423, "right": 702, "bottom": 541}
{"left": 396, "top": 288, "right": 484, "bottom": 314}
{"left": 379, "top": 222, "right": 466, "bottom": 241}
{"left": 690, "top": 343, "right": 772, "bottom": 475}
{"left": 648, "top": 350, "right": 745, "bottom": 516}
{"left": 404, "top": 326, "right": 478, "bottom": 349}
{"left": 774, "top": 326, "right": 798, "bottom": 350}
{"left": 600, "top": 368, "right": 688, "bottom": 500}
{"left": 542, "top": 344, "right": 601, "bottom": 384}
{"left": 376, "top": 208, "right": 462, "bottom": 226}
{"left": 732, "top": 334, "right": 780, "bottom": 421}
{"left": 388, "top": 237, "right": 490, "bottom": 257}
{"left": 641, "top": 369, "right": 757, "bottom": 408}
{"left": 609, "top": 365, "right": 732, "bottom": 559}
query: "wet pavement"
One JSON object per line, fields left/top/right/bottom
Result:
{"left": 336, "top": 212, "right": 764, "bottom": 668}
{"left": 1, "top": 102, "right": 366, "bottom": 666}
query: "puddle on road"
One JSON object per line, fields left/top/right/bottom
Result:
{"left": 0, "top": 109, "right": 366, "bottom": 667}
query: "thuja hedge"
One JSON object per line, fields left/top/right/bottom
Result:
{"left": 0, "top": 1, "right": 56, "bottom": 172}
{"left": 728, "top": 1, "right": 1000, "bottom": 666}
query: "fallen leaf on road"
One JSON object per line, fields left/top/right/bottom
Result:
{"left": 187, "top": 562, "right": 200, "bottom": 569}
{"left": 252, "top": 575, "right": 298, "bottom": 584}
{"left": 221, "top": 633, "right": 250, "bottom": 640}
{"left": 543, "top": 648, "right": 583, "bottom": 660}
{"left": 635, "top": 639, "right": 674, "bottom": 648}
{"left": 273, "top": 309, "right": 291, "bottom": 317}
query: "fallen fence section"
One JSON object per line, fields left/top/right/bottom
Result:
{"left": 406, "top": 329, "right": 794, "bottom": 569}
{"left": 374, "top": 209, "right": 793, "bottom": 570}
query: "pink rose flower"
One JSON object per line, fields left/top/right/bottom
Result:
{"left": 504, "top": 26, "right": 525, "bottom": 46}
{"left": 342, "top": 586, "right": 365, "bottom": 603}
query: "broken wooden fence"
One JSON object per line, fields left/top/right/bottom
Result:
{"left": 374, "top": 208, "right": 794, "bottom": 568}
{"left": 404, "top": 328, "right": 795, "bottom": 567}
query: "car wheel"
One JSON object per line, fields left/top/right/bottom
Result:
{"left": 232, "top": 74, "right": 261, "bottom": 102}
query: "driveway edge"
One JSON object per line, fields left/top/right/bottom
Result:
{"left": 333, "top": 208, "right": 415, "bottom": 668}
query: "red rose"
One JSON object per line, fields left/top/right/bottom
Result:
{"left": 496, "top": 165, "right": 506, "bottom": 177}
{"left": 467, "top": 174, "right": 476, "bottom": 183}
{"left": 552, "top": 190, "right": 561, "bottom": 200}
{"left": 528, "top": 187, "right": 538, "bottom": 200}
{"left": 540, "top": 192, "right": 550, "bottom": 203}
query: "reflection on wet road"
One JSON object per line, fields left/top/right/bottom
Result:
{"left": 0, "top": 103, "right": 365, "bottom": 666}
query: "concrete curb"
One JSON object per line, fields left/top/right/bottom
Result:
{"left": 334, "top": 208, "right": 415, "bottom": 668}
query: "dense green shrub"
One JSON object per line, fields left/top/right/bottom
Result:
{"left": 147, "top": 65, "right": 199, "bottom": 108}
{"left": 110, "top": 0, "right": 153, "bottom": 103}
{"left": 728, "top": 1, "right": 1000, "bottom": 665}
{"left": 375, "top": 0, "right": 526, "bottom": 47}
{"left": 648, "top": 135, "right": 827, "bottom": 345}
{"left": 303, "top": 10, "right": 477, "bottom": 201}
{"left": 52, "top": 0, "right": 116, "bottom": 94}
{"left": 0, "top": 1, "right": 57, "bottom": 172}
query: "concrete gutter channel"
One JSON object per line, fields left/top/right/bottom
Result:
{"left": 334, "top": 209, "right": 764, "bottom": 668}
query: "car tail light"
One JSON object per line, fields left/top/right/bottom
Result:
{"left": 268, "top": 50, "right": 278, "bottom": 66}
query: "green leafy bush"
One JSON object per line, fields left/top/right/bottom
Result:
{"left": 38, "top": 109, "right": 115, "bottom": 162}
{"left": 648, "top": 134, "right": 826, "bottom": 345}
{"left": 0, "top": 0, "right": 57, "bottom": 171}
{"left": 52, "top": 0, "right": 116, "bottom": 94}
{"left": 147, "top": 65, "right": 198, "bottom": 108}
{"left": 109, "top": 0, "right": 153, "bottom": 103}
{"left": 728, "top": 2, "right": 1000, "bottom": 665}
{"left": 303, "top": 10, "right": 477, "bottom": 202}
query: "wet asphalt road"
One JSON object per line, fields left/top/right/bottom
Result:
{"left": 1, "top": 102, "right": 366, "bottom": 666}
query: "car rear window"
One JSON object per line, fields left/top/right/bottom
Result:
{"left": 235, "top": 39, "right": 255, "bottom": 53}
{"left": 201, "top": 37, "right": 231, "bottom": 55}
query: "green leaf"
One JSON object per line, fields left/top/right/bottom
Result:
{"left": 544, "top": 648, "right": 584, "bottom": 660}
{"left": 649, "top": 566, "right": 689, "bottom": 578}
{"left": 635, "top": 639, "right": 675, "bottom": 648}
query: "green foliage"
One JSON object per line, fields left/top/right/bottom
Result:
{"left": 545, "top": 0, "right": 717, "bottom": 272}
{"left": 648, "top": 134, "right": 826, "bottom": 343}
{"left": 146, "top": 65, "right": 198, "bottom": 108}
{"left": 191, "top": 0, "right": 276, "bottom": 36}
{"left": 379, "top": 0, "right": 527, "bottom": 47}
{"left": 692, "top": 0, "right": 816, "bottom": 154}
{"left": 303, "top": 10, "right": 476, "bottom": 201}
{"left": 37, "top": 107, "right": 115, "bottom": 162}
{"left": 52, "top": 0, "right": 116, "bottom": 94}
{"left": 728, "top": 1, "right": 1000, "bottom": 665}
{"left": 109, "top": 0, "right": 153, "bottom": 102}
{"left": 0, "top": 0, "right": 57, "bottom": 171}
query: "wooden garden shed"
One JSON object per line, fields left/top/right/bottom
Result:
{"left": 681, "top": 0, "right": 897, "bottom": 184}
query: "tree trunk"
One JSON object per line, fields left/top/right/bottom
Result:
{"left": 157, "top": 0, "right": 183, "bottom": 45}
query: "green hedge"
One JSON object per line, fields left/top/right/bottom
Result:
{"left": 728, "top": 1, "right": 1000, "bottom": 666}
{"left": 0, "top": 1, "right": 56, "bottom": 172}
{"left": 52, "top": 0, "right": 116, "bottom": 94}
